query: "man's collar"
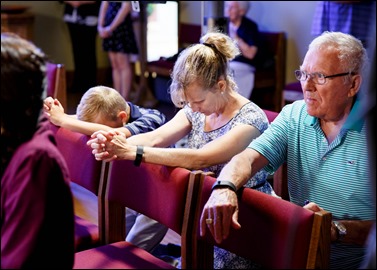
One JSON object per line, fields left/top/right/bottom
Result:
{"left": 303, "top": 98, "right": 364, "bottom": 131}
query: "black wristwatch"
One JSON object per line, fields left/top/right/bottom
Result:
{"left": 333, "top": 221, "right": 347, "bottom": 241}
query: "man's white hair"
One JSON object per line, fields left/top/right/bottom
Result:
{"left": 234, "top": 1, "right": 250, "bottom": 12}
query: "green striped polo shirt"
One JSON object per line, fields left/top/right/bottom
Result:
{"left": 249, "top": 99, "right": 375, "bottom": 269}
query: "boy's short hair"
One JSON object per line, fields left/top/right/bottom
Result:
{"left": 76, "top": 86, "right": 128, "bottom": 122}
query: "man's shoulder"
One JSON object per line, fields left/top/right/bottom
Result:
{"left": 241, "top": 16, "right": 258, "bottom": 30}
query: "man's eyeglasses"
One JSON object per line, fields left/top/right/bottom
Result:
{"left": 294, "top": 70, "right": 353, "bottom": 85}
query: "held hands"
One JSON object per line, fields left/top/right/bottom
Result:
{"left": 199, "top": 189, "right": 241, "bottom": 244}
{"left": 98, "top": 26, "right": 113, "bottom": 38}
{"left": 87, "top": 130, "right": 128, "bottom": 162}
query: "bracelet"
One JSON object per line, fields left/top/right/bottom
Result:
{"left": 134, "top": 145, "right": 144, "bottom": 167}
{"left": 211, "top": 180, "right": 237, "bottom": 193}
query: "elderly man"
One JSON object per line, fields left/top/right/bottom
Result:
{"left": 200, "top": 31, "right": 375, "bottom": 269}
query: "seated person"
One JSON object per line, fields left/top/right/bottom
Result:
{"left": 44, "top": 85, "right": 166, "bottom": 137}
{"left": 199, "top": 31, "right": 375, "bottom": 269}
{"left": 44, "top": 85, "right": 168, "bottom": 253}
{"left": 87, "top": 31, "right": 277, "bottom": 268}
{"left": 1, "top": 33, "right": 75, "bottom": 268}
{"left": 225, "top": 1, "right": 267, "bottom": 99}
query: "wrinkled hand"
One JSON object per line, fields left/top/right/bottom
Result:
{"left": 87, "top": 130, "right": 127, "bottom": 162}
{"left": 200, "top": 189, "right": 241, "bottom": 244}
{"left": 43, "top": 97, "right": 65, "bottom": 126}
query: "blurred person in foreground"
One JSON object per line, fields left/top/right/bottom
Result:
{"left": 200, "top": 31, "right": 375, "bottom": 269}
{"left": 1, "top": 33, "right": 75, "bottom": 268}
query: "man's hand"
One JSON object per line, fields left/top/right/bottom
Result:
{"left": 200, "top": 188, "right": 241, "bottom": 244}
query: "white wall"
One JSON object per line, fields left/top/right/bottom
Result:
{"left": 179, "top": 1, "right": 318, "bottom": 83}
{"left": 1, "top": 1, "right": 318, "bottom": 83}
{"left": 247, "top": 1, "right": 318, "bottom": 83}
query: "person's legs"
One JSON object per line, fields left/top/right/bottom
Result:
{"left": 229, "top": 61, "right": 255, "bottom": 99}
{"left": 67, "top": 24, "right": 97, "bottom": 93}
{"left": 111, "top": 52, "right": 132, "bottom": 100}
{"left": 75, "top": 25, "right": 97, "bottom": 92}
{"left": 125, "top": 207, "right": 137, "bottom": 235}
{"left": 125, "top": 208, "right": 168, "bottom": 253}
{"left": 108, "top": 52, "right": 121, "bottom": 95}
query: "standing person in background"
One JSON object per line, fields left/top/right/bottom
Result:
{"left": 98, "top": 1, "right": 139, "bottom": 100}
{"left": 1, "top": 33, "right": 75, "bottom": 269}
{"left": 62, "top": 1, "right": 101, "bottom": 93}
{"left": 225, "top": 1, "right": 266, "bottom": 100}
{"left": 311, "top": 1, "right": 376, "bottom": 49}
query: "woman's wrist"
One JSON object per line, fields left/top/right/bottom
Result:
{"left": 134, "top": 145, "right": 144, "bottom": 166}
{"left": 105, "top": 25, "right": 112, "bottom": 33}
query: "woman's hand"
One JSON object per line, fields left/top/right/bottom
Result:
{"left": 98, "top": 25, "right": 112, "bottom": 38}
{"left": 87, "top": 130, "right": 127, "bottom": 161}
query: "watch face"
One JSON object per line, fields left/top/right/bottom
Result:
{"left": 338, "top": 223, "right": 346, "bottom": 233}
{"left": 334, "top": 221, "right": 347, "bottom": 238}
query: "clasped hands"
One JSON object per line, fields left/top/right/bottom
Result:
{"left": 43, "top": 97, "right": 66, "bottom": 126}
{"left": 87, "top": 130, "right": 133, "bottom": 162}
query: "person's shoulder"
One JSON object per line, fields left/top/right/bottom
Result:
{"left": 279, "top": 100, "right": 310, "bottom": 124}
{"left": 237, "top": 102, "right": 267, "bottom": 120}
{"left": 23, "top": 117, "right": 65, "bottom": 161}
{"left": 127, "top": 102, "right": 167, "bottom": 124}
{"left": 133, "top": 102, "right": 164, "bottom": 115}
{"left": 282, "top": 100, "right": 306, "bottom": 113}
{"left": 241, "top": 16, "right": 258, "bottom": 28}
{"left": 240, "top": 101, "right": 260, "bottom": 111}
{"left": 9, "top": 128, "right": 64, "bottom": 175}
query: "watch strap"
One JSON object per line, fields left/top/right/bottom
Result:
{"left": 211, "top": 180, "right": 237, "bottom": 193}
{"left": 134, "top": 145, "right": 144, "bottom": 167}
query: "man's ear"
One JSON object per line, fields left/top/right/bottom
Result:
{"left": 348, "top": 74, "right": 362, "bottom": 98}
{"left": 118, "top": 111, "right": 128, "bottom": 124}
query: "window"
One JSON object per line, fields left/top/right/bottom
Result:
{"left": 146, "top": 1, "right": 179, "bottom": 62}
